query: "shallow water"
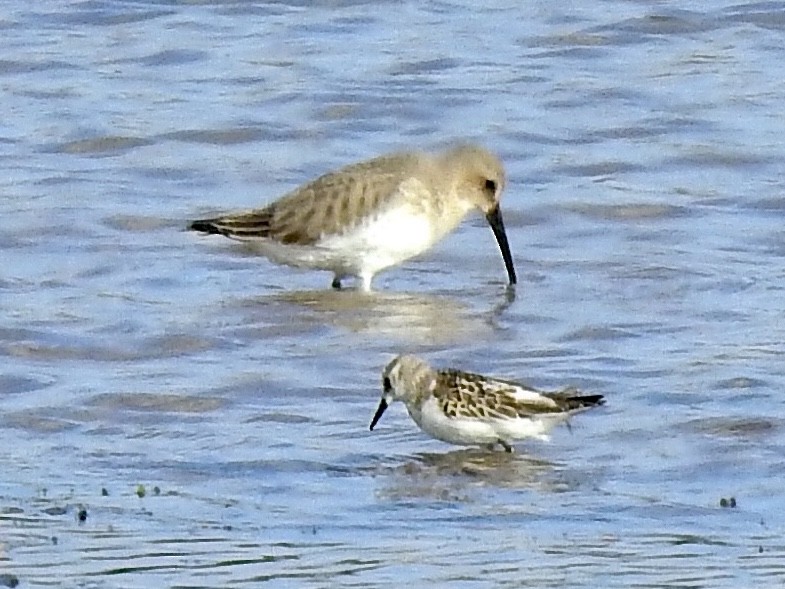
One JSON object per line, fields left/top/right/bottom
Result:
{"left": 2, "top": 0, "right": 785, "bottom": 587}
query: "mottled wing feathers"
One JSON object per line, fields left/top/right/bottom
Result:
{"left": 434, "top": 370, "right": 556, "bottom": 420}
{"left": 190, "top": 152, "right": 424, "bottom": 245}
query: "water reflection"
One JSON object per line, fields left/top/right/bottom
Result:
{"left": 680, "top": 416, "right": 781, "bottom": 440}
{"left": 224, "top": 288, "right": 512, "bottom": 346}
{"left": 372, "top": 448, "right": 564, "bottom": 501}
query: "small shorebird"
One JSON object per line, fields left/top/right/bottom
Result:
{"left": 370, "top": 355, "right": 604, "bottom": 451}
{"left": 189, "top": 144, "right": 516, "bottom": 291}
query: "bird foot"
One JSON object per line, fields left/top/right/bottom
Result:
{"left": 499, "top": 440, "right": 514, "bottom": 453}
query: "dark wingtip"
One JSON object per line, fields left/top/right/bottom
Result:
{"left": 563, "top": 393, "right": 605, "bottom": 410}
{"left": 189, "top": 219, "right": 222, "bottom": 234}
{"left": 581, "top": 394, "right": 605, "bottom": 407}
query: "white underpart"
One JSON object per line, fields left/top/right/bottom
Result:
{"left": 410, "top": 396, "right": 567, "bottom": 446}
{"left": 322, "top": 205, "right": 434, "bottom": 282}
{"left": 251, "top": 202, "right": 435, "bottom": 291}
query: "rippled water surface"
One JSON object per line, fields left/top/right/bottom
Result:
{"left": 2, "top": 0, "right": 785, "bottom": 587}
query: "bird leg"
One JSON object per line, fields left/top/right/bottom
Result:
{"left": 498, "top": 440, "right": 514, "bottom": 453}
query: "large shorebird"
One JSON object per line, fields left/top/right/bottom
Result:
{"left": 189, "top": 144, "right": 516, "bottom": 291}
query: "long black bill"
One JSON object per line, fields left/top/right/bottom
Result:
{"left": 485, "top": 206, "right": 517, "bottom": 285}
{"left": 369, "top": 398, "right": 389, "bottom": 431}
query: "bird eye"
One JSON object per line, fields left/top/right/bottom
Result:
{"left": 383, "top": 376, "right": 392, "bottom": 391}
{"left": 484, "top": 179, "right": 497, "bottom": 192}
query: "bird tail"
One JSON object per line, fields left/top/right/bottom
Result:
{"left": 561, "top": 388, "right": 605, "bottom": 410}
{"left": 189, "top": 211, "right": 272, "bottom": 240}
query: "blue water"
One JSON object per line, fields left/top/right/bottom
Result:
{"left": 2, "top": 1, "right": 785, "bottom": 587}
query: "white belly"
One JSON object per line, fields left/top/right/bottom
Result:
{"left": 412, "top": 397, "right": 555, "bottom": 446}
{"left": 240, "top": 203, "right": 444, "bottom": 289}
{"left": 317, "top": 206, "right": 436, "bottom": 276}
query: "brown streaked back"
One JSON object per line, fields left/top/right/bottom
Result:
{"left": 434, "top": 369, "right": 603, "bottom": 420}
{"left": 190, "top": 151, "right": 427, "bottom": 246}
